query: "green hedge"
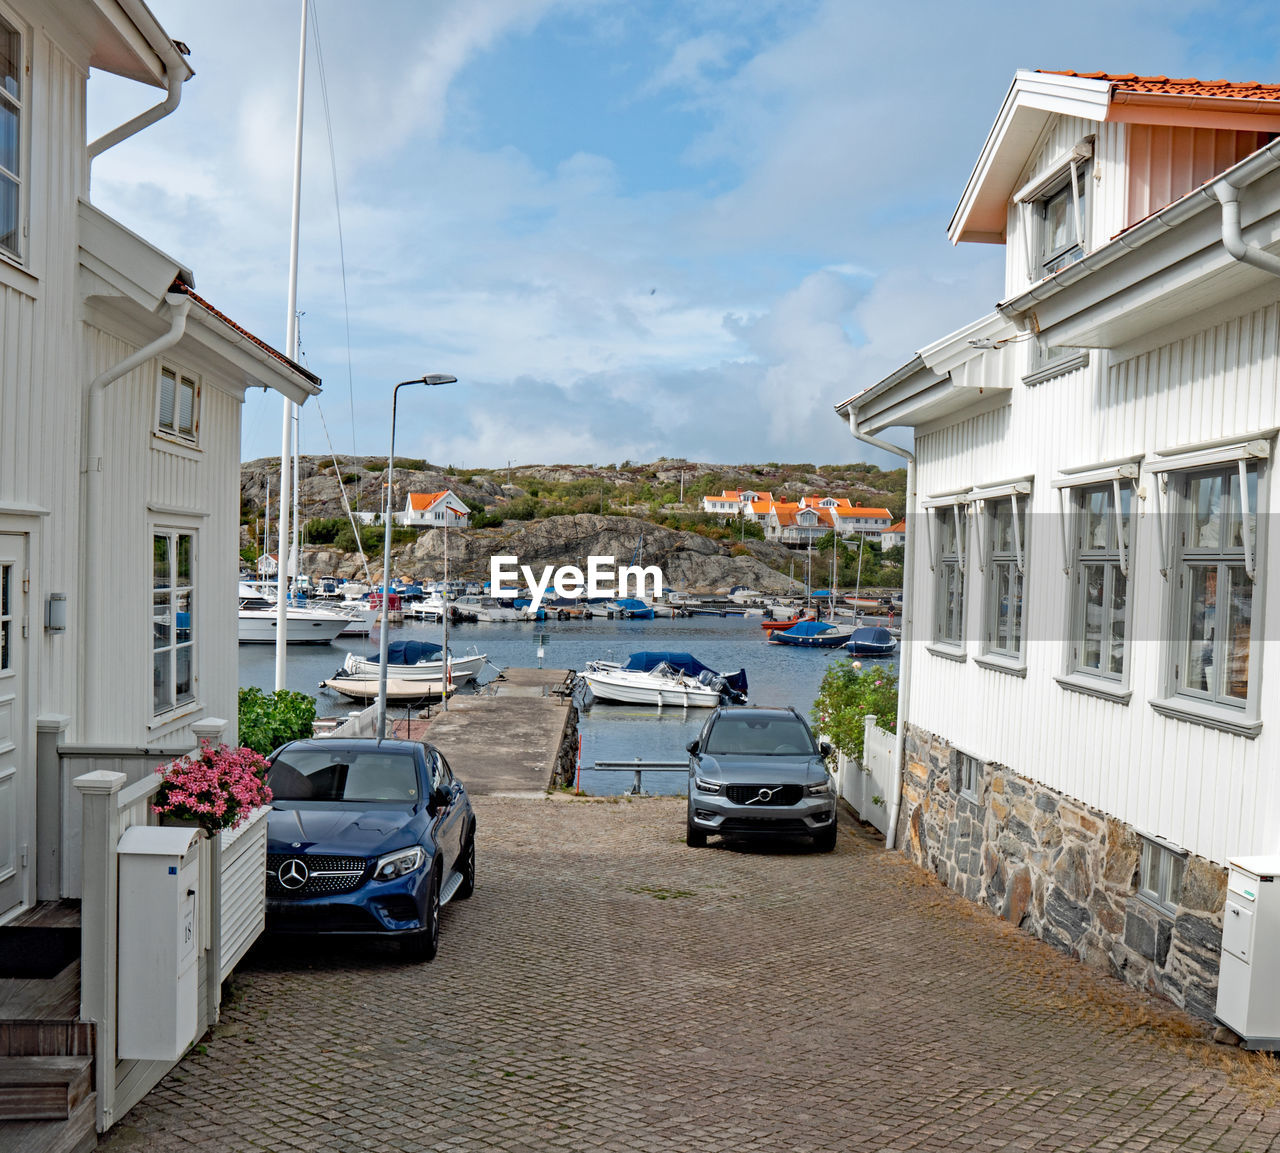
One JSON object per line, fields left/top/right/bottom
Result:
{"left": 238, "top": 687, "right": 317, "bottom": 756}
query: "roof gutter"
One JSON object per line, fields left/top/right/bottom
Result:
{"left": 88, "top": 0, "right": 191, "bottom": 163}
{"left": 999, "top": 134, "right": 1280, "bottom": 325}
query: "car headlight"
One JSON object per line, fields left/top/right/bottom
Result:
{"left": 806, "top": 779, "right": 832, "bottom": 796}
{"left": 373, "top": 846, "right": 427, "bottom": 880}
{"left": 693, "top": 776, "right": 722, "bottom": 794}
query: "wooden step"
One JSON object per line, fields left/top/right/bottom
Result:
{"left": 0, "top": 1056, "right": 91, "bottom": 1120}
{"left": 0, "top": 1090, "right": 96, "bottom": 1153}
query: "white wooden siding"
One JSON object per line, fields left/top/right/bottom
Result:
{"left": 910, "top": 299, "right": 1280, "bottom": 866}
{"left": 84, "top": 324, "right": 243, "bottom": 746}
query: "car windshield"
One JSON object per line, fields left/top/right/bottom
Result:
{"left": 704, "top": 715, "right": 816, "bottom": 756}
{"left": 267, "top": 749, "right": 420, "bottom": 803}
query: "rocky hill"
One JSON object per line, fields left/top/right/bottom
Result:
{"left": 298, "top": 514, "right": 800, "bottom": 595}
{"left": 240, "top": 456, "right": 906, "bottom": 594}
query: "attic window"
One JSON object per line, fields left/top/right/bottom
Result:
{"left": 1016, "top": 138, "right": 1094, "bottom": 281}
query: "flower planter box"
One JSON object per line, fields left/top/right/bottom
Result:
{"left": 217, "top": 805, "right": 270, "bottom": 981}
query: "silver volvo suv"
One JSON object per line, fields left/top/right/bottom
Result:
{"left": 685, "top": 706, "right": 837, "bottom": 851}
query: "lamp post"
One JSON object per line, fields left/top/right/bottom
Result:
{"left": 377, "top": 374, "right": 457, "bottom": 740}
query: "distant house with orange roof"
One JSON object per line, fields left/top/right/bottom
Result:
{"left": 764, "top": 502, "right": 836, "bottom": 546}
{"left": 399, "top": 489, "right": 470, "bottom": 528}
{"left": 879, "top": 520, "right": 906, "bottom": 549}
{"left": 702, "top": 488, "right": 773, "bottom": 517}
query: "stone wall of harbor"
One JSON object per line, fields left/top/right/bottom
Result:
{"left": 896, "top": 724, "right": 1227, "bottom": 1019}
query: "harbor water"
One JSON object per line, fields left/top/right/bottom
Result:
{"left": 238, "top": 613, "right": 900, "bottom": 796}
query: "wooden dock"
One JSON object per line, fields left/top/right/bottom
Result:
{"left": 393, "top": 667, "right": 578, "bottom": 796}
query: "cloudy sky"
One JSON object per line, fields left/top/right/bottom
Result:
{"left": 86, "top": 0, "right": 1279, "bottom": 469}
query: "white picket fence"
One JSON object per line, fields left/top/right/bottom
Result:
{"left": 834, "top": 714, "right": 895, "bottom": 837}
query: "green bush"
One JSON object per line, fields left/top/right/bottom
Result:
{"left": 811, "top": 664, "right": 897, "bottom": 761}
{"left": 238, "top": 687, "right": 317, "bottom": 756}
{"left": 305, "top": 517, "right": 347, "bottom": 545}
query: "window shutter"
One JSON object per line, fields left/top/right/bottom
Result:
{"left": 177, "top": 377, "right": 195, "bottom": 435}
{"left": 159, "top": 369, "right": 176, "bottom": 430}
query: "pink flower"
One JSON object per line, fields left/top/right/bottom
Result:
{"left": 152, "top": 742, "right": 272, "bottom": 833}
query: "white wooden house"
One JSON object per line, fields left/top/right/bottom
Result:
{"left": 838, "top": 70, "right": 1280, "bottom": 1020}
{"left": 399, "top": 489, "right": 470, "bottom": 527}
{"left": 0, "top": 0, "right": 318, "bottom": 1139}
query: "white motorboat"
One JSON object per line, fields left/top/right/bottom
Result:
{"left": 339, "top": 640, "right": 488, "bottom": 686}
{"left": 320, "top": 675, "right": 452, "bottom": 703}
{"left": 407, "top": 591, "right": 447, "bottom": 621}
{"left": 238, "top": 584, "right": 349, "bottom": 645}
{"left": 581, "top": 652, "right": 748, "bottom": 708}
{"left": 452, "top": 595, "right": 521, "bottom": 622}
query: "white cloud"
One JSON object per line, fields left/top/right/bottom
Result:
{"left": 84, "top": 0, "right": 1247, "bottom": 472}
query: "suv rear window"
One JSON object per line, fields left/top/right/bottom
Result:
{"left": 704, "top": 715, "right": 816, "bottom": 756}
{"left": 268, "top": 749, "right": 420, "bottom": 802}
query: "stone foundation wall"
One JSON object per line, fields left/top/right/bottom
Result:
{"left": 897, "top": 724, "right": 1227, "bottom": 1018}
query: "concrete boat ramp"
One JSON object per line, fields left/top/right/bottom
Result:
{"left": 367, "top": 666, "right": 577, "bottom": 796}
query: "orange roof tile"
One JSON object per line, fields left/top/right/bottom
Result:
{"left": 885, "top": 520, "right": 906, "bottom": 533}
{"left": 169, "top": 278, "right": 321, "bottom": 386}
{"left": 408, "top": 491, "right": 448, "bottom": 511}
{"left": 844, "top": 506, "right": 893, "bottom": 519}
{"left": 1040, "top": 71, "right": 1280, "bottom": 103}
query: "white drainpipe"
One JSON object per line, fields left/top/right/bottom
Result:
{"left": 848, "top": 422, "right": 915, "bottom": 850}
{"left": 1215, "top": 182, "right": 1280, "bottom": 279}
{"left": 82, "top": 293, "right": 191, "bottom": 731}
{"left": 88, "top": 1, "right": 189, "bottom": 163}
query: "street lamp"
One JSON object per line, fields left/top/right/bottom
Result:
{"left": 377, "top": 373, "right": 457, "bottom": 740}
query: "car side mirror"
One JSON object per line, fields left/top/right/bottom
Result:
{"left": 686, "top": 739, "right": 700, "bottom": 755}
{"left": 431, "top": 787, "right": 451, "bottom": 809}
{"left": 819, "top": 739, "right": 834, "bottom": 757}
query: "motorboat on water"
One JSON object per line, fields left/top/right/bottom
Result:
{"left": 598, "top": 597, "right": 655, "bottom": 619}
{"left": 319, "top": 675, "right": 453, "bottom": 703}
{"left": 767, "top": 620, "right": 855, "bottom": 648}
{"left": 761, "top": 612, "right": 817, "bottom": 633}
{"left": 452, "top": 595, "right": 522, "bottom": 623}
{"left": 845, "top": 626, "right": 897, "bottom": 657}
{"left": 338, "top": 639, "right": 490, "bottom": 685}
{"left": 238, "top": 583, "right": 350, "bottom": 645}
{"left": 581, "top": 651, "right": 748, "bottom": 708}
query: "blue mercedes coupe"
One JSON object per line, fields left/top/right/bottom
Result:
{"left": 263, "top": 738, "right": 475, "bottom": 961}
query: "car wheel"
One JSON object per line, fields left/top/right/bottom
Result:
{"left": 403, "top": 865, "right": 441, "bottom": 962}
{"left": 455, "top": 827, "right": 476, "bottom": 900}
{"left": 813, "top": 822, "right": 837, "bottom": 853}
{"left": 686, "top": 821, "right": 708, "bottom": 847}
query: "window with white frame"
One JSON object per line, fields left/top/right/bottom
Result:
{"left": 158, "top": 366, "right": 200, "bottom": 443}
{"left": 1168, "top": 463, "right": 1260, "bottom": 710}
{"left": 153, "top": 530, "right": 195, "bottom": 716}
{"left": 932, "top": 504, "right": 966, "bottom": 647}
{"left": 956, "top": 752, "right": 981, "bottom": 800}
{"left": 1070, "top": 481, "right": 1131, "bottom": 679}
{"left": 1138, "top": 836, "right": 1185, "bottom": 913}
{"left": 1036, "top": 166, "right": 1089, "bottom": 276}
{"left": 0, "top": 11, "right": 22, "bottom": 260}
{"left": 981, "top": 491, "right": 1028, "bottom": 659}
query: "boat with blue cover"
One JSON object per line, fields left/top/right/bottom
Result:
{"left": 846, "top": 626, "right": 897, "bottom": 656}
{"left": 338, "top": 639, "right": 490, "bottom": 684}
{"left": 582, "top": 651, "right": 748, "bottom": 707}
{"left": 767, "top": 620, "right": 854, "bottom": 648}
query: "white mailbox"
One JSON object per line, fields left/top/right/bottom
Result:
{"left": 117, "top": 825, "right": 202, "bottom": 1061}
{"left": 1215, "top": 855, "right": 1280, "bottom": 1050}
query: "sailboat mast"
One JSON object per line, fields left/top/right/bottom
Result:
{"left": 274, "top": 0, "right": 308, "bottom": 689}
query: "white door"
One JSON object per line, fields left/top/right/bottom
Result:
{"left": 0, "top": 534, "right": 29, "bottom": 920}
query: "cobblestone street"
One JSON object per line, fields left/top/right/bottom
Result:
{"left": 101, "top": 797, "right": 1280, "bottom": 1152}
